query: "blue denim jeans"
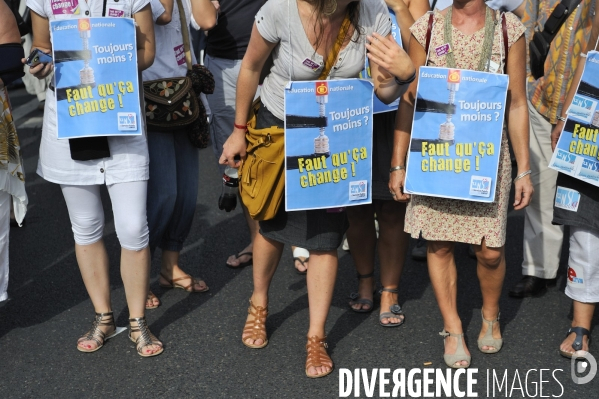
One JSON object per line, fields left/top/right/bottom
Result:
{"left": 146, "top": 129, "right": 199, "bottom": 252}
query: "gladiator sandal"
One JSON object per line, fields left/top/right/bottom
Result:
{"left": 305, "top": 335, "right": 333, "bottom": 378}
{"left": 242, "top": 299, "right": 268, "bottom": 349}
{"left": 77, "top": 311, "right": 118, "bottom": 353}
{"left": 128, "top": 316, "right": 164, "bottom": 358}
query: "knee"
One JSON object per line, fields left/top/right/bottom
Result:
{"left": 71, "top": 214, "right": 104, "bottom": 246}
{"left": 114, "top": 217, "right": 149, "bottom": 251}
{"left": 428, "top": 241, "right": 454, "bottom": 259}
{"left": 476, "top": 247, "right": 503, "bottom": 269}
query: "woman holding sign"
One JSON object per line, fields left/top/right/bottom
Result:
{"left": 390, "top": 0, "right": 533, "bottom": 368}
{"left": 220, "top": 0, "right": 414, "bottom": 378}
{"left": 26, "top": 0, "right": 163, "bottom": 356}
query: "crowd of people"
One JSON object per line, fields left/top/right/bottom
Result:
{"left": 0, "top": 0, "right": 597, "bottom": 378}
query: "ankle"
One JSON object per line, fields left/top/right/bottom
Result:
{"left": 250, "top": 294, "right": 268, "bottom": 309}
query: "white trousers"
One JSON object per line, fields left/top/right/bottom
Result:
{"left": 60, "top": 181, "right": 149, "bottom": 251}
{"left": 521, "top": 101, "right": 564, "bottom": 279}
{"left": 565, "top": 227, "right": 599, "bottom": 303}
{"left": 0, "top": 191, "right": 11, "bottom": 302}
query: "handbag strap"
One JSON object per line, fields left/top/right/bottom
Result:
{"left": 317, "top": 12, "right": 352, "bottom": 80}
{"left": 424, "top": 11, "right": 434, "bottom": 55}
{"left": 502, "top": 12, "right": 508, "bottom": 72}
{"left": 176, "top": 0, "right": 193, "bottom": 71}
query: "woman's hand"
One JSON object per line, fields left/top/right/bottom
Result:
{"left": 551, "top": 120, "right": 565, "bottom": 151}
{"left": 388, "top": 169, "right": 410, "bottom": 202}
{"left": 219, "top": 129, "right": 247, "bottom": 168}
{"left": 366, "top": 32, "right": 415, "bottom": 81}
{"left": 23, "top": 48, "right": 53, "bottom": 80}
{"left": 513, "top": 174, "right": 533, "bottom": 210}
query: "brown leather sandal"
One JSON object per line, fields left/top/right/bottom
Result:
{"left": 77, "top": 312, "right": 118, "bottom": 353}
{"left": 305, "top": 335, "right": 334, "bottom": 378}
{"left": 159, "top": 272, "right": 209, "bottom": 293}
{"left": 242, "top": 299, "right": 268, "bottom": 349}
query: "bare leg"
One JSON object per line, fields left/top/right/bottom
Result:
{"left": 375, "top": 200, "right": 409, "bottom": 325}
{"left": 159, "top": 249, "right": 207, "bottom": 291}
{"left": 75, "top": 240, "right": 112, "bottom": 350}
{"left": 121, "top": 246, "right": 162, "bottom": 355}
{"left": 473, "top": 240, "right": 505, "bottom": 351}
{"left": 560, "top": 301, "right": 595, "bottom": 355}
{"left": 243, "top": 233, "right": 284, "bottom": 346}
{"left": 346, "top": 204, "right": 376, "bottom": 311}
{"left": 427, "top": 241, "right": 470, "bottom": 367}
{"left": 227, "top": 202, "right": 259, "bottom": 267}
{"left": 306, "top": 250, "right": 337, "bottom": 377}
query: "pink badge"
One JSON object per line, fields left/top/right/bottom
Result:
{"left": 302, "top": 58, "right": 321, "bottom": 71}
{"left": 435, "top": 43, "right": 451, "bottom": 57}
{"left": 174, "top": 44, "right": 185, "bottom": 66}
{"left": 108, "top": 8, "right": 125, "bottom": 17}
{"left": 51, "top": 0, "right": 77, "bottom": 15}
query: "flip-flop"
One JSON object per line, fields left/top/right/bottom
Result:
{"left": 293, "top": 257, "right": 309, "bottom": 275}
{"left": 226, "top": 252, "right": 253, "bottom": 269}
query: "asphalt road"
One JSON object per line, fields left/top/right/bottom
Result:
{"left": 0, "top": 87, "right": 597, "bottom": 398}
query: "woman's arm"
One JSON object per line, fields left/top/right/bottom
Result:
{"left": 27, "top": 11, "right": 53, "bottom": 79}
{"left": 219, "top": 23, "right": 277, "bottom": 168}
{"left": 134, "top": 5, "right": 156, "bottom": 71}
{"left": 191, "top": 0, "right": 217, "bottom": 31}
{"left": 551, "top": 9, "right": 599, "bottom": 150}
{"left": 156, "top": 0, "right": 173, "bottom": 25}
{"left": 505, "top": 35, "right": 533, "bottom": 209}
{"left": 385, "top": 0, "right": 429, "bottom": 52}
{"left": 0, "top": 1, "right": 21, "bottom": 45}
{"left": 367, "top": 32, "right": 415, "bottom": 104}
{"left": 388, "top": 34, "right": 426, "bottom": 201}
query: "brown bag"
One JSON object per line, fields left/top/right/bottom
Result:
{"left": 239, "top": 13, "right": 352, "bottom": 221}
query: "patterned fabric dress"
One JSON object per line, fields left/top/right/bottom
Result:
{"left": 405, "top": 9, "right": 525, "bottom": 247}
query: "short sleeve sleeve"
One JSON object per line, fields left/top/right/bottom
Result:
{"left": 132, "top": 0, "right": 151, "bottom": 15}
{"left": 149, "top": 0, "right": 165, "bottom": 22}
{"left": 410, "top": 12, "right": 433, "bottom": 49}
{"left": 26, "top": 0, "right": 46, "bottom": 18}
{"left": 504, "top": 11, "right": 526, "bottom": 48}
{"left": 372, "top": 0, "right": 392, "bottom": 37}
{"left": 255, "top": 0, "right": 281, "bottom": 44}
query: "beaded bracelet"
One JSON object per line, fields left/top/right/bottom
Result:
{"left": 556, "top": 115, "right": 567, "bottom": 122}
{"left": 514, "top": 169, "right": 532, "bottom": 182}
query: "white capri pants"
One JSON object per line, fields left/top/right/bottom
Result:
{"left": 60, "top": 181, "right": 149, "bottom": 251}
{"left": 565, "top": 226, "right": 599, "bottom": 303}
{"left": 0, "top": 191, "right": 11, "bottom": 302}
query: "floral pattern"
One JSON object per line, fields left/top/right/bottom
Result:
{"left": 404, "top": 10, "right": 526, "bottom": 247}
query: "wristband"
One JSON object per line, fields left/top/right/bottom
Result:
{"left": 556, "top": 115, "right": 567, "bottom": 122}
{"left": 234, "top": 122, "right": 247, "bottom": 130}
{"left": 395, "top": 71, "right": 416, "bottom": 86}
{"left": 514, "top": 169, "right": 532, "bottom": 182}
{"left": 390, "top": 165, "right": 405, "bottom": 173}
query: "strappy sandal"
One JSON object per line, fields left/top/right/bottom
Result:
{"left": 226, "top": 252, "right": 253, "bottom": 269}
{"left": 159, "top": 272, "right": 209, "bottom": 293}
{"left": 348, "top": 272, "right": 375, "bottom": 313}
{"left": 146, "top": 290, "right": 160, "bottom": 309}
{"left": 305, "top": 335, "right": 333, "bottom": 378}
{"left": 128, "top": 316, "right": 164, "bottom": 358}
{"left": 242, "top": 299, "right": 268, "bottom": 349}
{"left": 440, "top": 329, "right": 471, "bottom": 368}
{"left": 77, "top": 311, "right": 120, "bottom": 353}
{"left": 378, "top": 288, "right": 405, "bottom": 327}
{"left": 478, "top": 310, "right": 502, "bottom": 354}
{"left": 560, "top": 327, "right": 591, "bottom": 359}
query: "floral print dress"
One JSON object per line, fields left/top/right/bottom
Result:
{"left": 404, "top": 10, "right": 525, "bottom": 247}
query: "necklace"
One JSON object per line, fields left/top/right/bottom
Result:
{"left": 444, "top": 6, "right": 496, "bottom": 72}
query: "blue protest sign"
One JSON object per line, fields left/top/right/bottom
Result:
{"left": 50, "top": 18, "right": 141, "bottom": 139}
{"left": 359, "top": 8, "right": 401, "bottom": 114}
{"left": 549, "top": 51, "right": 599, "bottom": 187}
{"left": 284, "top": 79, "right": 374, "bottom": 211}
{"left": 405, "top": 67, "right": 508, "bottom": 202}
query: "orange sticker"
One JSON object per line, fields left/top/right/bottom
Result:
{"left": 447, "top": 69, "right": 461, "bottom": 83}
{"left": 315, "top": 82, "right": 329, "bottom": 96}
{"left": 78, "top": 19, "right": 91, "bottom": 31}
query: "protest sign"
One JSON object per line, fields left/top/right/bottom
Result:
{"left": 359, "top": 8, "right": 401, "bottom": 114}
{"left": 284, "top": 79, "right": 373, "bottom": 211}
{"left": 50, "top": 17, "right": 141, "bottom": 139}
{"left": 548, "top": 51, "right": 599, "bottom": 187}
{"left": 404, "top": 67, "right": 509, "bottom": 202}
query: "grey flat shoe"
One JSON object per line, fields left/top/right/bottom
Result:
{"left": 440, "top": 329, "right": 471, "bottom": 368}
{"left": 348, "top": 272, "right": 374, "bottom": 313}
{"left": 378, "top": 288, "right": 405, "bottom": 327}
{"left": 477, "top": 310, "right": 503, "bottom": 354}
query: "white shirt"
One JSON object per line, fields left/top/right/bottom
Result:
{"left": 27, "top": 0, "right": 151, "bottom": 185}
{"left": 432, "top": 0, "right": 524, "bottom": 11}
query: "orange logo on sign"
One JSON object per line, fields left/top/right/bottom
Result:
{"left": 78, "top": 19, "right": 91, "bottom": 31}
{"left": 447, "top": 69, "right": 461, "bottom": 83}
{"left": 315, "top": 82, "right": 328, "bottom": 96}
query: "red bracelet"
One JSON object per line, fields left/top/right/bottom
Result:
{"left": 234, "top": 122, "right": 247, "bottom": 130}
